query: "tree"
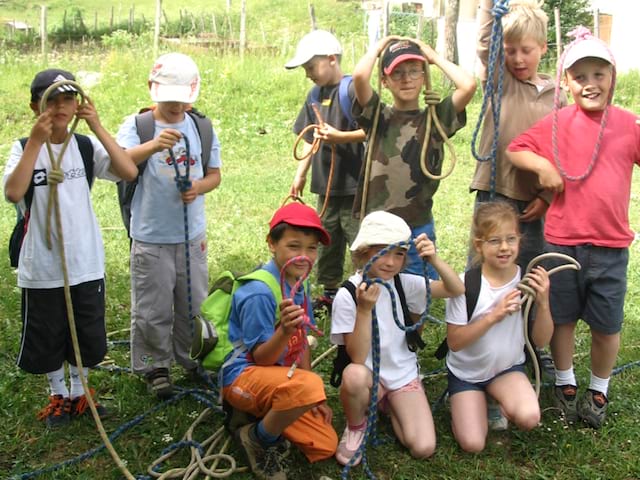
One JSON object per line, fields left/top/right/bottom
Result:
{"left": 542, "top": 0, "right": 592, "bottom": 64}
{"left": 443, "top": 0, "right": 460, "bottom": 65}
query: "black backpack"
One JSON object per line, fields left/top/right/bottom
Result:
{"left": 116, "top": 108, "right": 213, "bottom": 237}
{"left": 329, "top": 274, "right": 426, "bottom": 388}
{"left": 8, "top": 134, "right": 94, "bottom": 268}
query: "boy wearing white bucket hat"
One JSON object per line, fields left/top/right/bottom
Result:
{"left": 117, "top": 53, "right": 222, "bottom": 399}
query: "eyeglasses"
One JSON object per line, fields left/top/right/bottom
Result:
{"left": 483, "top": 235, "right": 521, "bottom": 248}
{"left": 388, "top": 69, "right": 425, "bottom": 81}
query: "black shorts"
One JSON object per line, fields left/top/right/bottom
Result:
{"left": 17, "top": 279, "right": 107, "bottom": 374}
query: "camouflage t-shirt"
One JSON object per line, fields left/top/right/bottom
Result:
{"left": 353, "top": 92, "right": 466, "bottom": 227}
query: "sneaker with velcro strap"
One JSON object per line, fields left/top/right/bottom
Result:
{"left": 71, "top": 388, "right": 109, "bottom": 419}
{"left": 145, "top": 368, "right": 173, "bottom": 400}
{"left": 578, "top": 389, "right": 608, "bottom": 429}
{"left": 554, "top": 384, "right": 578, "bottom": 423}
{"left": 37, "top": 394, "right": 71, "bottom": 428}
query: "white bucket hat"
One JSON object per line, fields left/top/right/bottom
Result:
{"left": 350, "top": 211, "right": 411, "bottom": 251}
{"left": 148, "top": 52, "right": 201, "bottom": 104}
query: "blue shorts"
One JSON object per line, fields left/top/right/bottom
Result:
{"left": 405, "top": 221, "right": 439, "bottom": 279}
{"left": 543, "top": 243, "right": 627, "bottom": 335}
{"left": 447, "top": 363, "right": 526, "bottom": 396}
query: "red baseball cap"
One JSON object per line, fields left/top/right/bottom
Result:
{"left": 269, "top": 203, "right": 331, "bottom": 245}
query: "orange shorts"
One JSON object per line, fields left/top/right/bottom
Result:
{"left": 223, "top": 365, "right": 338, "bottom": 462}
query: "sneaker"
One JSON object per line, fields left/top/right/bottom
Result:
{"left": 234, "top": 423, "right": 287, "bottom": 480}
{"left": 145, "top": 368, "right": 173, "bottom": 400}
{"left": 335, "top": 425, "right": 366, "bottom": 467}
{"left": 578, "top": 389, "right": 608, "bottom": 429}
{"left": 71, "top": 388, "right": 109, "bottom": 419}
{"left": 536, "top": 349, "right": 555, "bottom": 381}
{"left": 37, "top": 394, "right": 71, "bottom": 427}
{"left": 554, "top": 384, "right": 578, "bottom": 423}
{"left": 487, "top": 397, "right": 508, "bottom": 431}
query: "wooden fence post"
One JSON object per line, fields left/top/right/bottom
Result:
{"left": 154, "top": 0, "right": 161, "bottom": 58}
{"left": 40, "top": 5, "right": 47, "bottom": 60}
{"left": 309, "top": 3, "right": 317, "bottom": 30}
{"left": 240, "top": 0, "right": 246, "bottom": 60}
{"left": 554, "top": 7, "right": 562, "bottom": 63}
{"left": 110, "top": 6, "right": 114, "bottom": 32}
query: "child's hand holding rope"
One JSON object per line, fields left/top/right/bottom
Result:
{"left": 75, "top": 99, "right": 101, "bottom": 132}
{"left": 154, "top": 128, "right": 182, "bottom": 153}
{"left": 31, "top": 110, "right": 53, "bottom": 144}
{"left": 355, "top": 282, "right": 380, "bottom": 312}
{"left": 278, "top": 298, "right": 306, "bottom": 335}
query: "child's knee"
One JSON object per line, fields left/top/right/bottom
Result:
{"left": 340, "top": 363, "right": 371, "bottom": 391}
{"left": 512, "top": 406, "right": 540, "bottom": 431}
{"left": 408, "top": 437, "right": 436, "bottom": 459}
{"left": 456, "top": 434, "right": 486, "bottom": 454}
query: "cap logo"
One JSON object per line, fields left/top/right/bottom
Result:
{"left": 53, "top": 74, "right": 68, "bottom": 82}
{"left": 389, "top": 41, "right": 412, "bottom": 54}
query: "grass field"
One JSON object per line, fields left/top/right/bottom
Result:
{"left": 1, "top": 2, "right": 640, "bottom": 479}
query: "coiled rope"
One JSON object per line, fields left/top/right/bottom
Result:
{"left": 469, "top": 0, "right": 509, "bottom": 199}
{"left": 552, "top": 26, "right": 616, "bottom": 182}
{"left": 341, "top": 241, "right": 431, "bottom": 480}
{"left": 37, "top": 79, "right": 136, "bottom": 480}
{"left": 359, "top": 36, "right": 457, "bottom": 220}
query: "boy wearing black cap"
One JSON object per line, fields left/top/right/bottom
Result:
{"left": 351, "top": 36, "right": 476, "bottom": 275}
{"left": 285, "top": 29, "right": 366, "bottom": 313}
{"left": 3, "top": 68, "right": 137, "bottom": 427}
{"left": 221, "top": 202, "right": 338, "bottom": 480}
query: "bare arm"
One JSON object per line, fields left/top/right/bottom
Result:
{"left": 414, "top": 233, "right": 465, "bottom": 298}
{"left": 315, "top": 124, "right": 366, "bottom": 145}
{"left": 125, "top": 128, "right": 182, "bottom": 166}
{"left": 252, "top": 298, "right": 305, "bottom": 366}
{"left": 291, "top": 141, "right": 313, "bottom": 196}
{"left": 180, "top": 167, "right": 221, "bottom": 204}
{"left": 507, "top": 149, "right": 564, "bottom": 193}
{"left": 352, "top": 35, "right": 402, "bottom": 108}
{"left": 344, "top": 283, "right": 380, "bottom": 364}
{"left": 526, "top": 266, "right": 554, "bottom": 348}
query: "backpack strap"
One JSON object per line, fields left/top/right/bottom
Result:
{"left": 394, "top": 274, "right": 426, "bottom": 352}
{"left": 187, "top": 108, "right": 213, "bottom": 176}
{"left": 133, "top": 109, "right": 156, "bottom": 177}
{"left": 434, "top": 266, "right": 483, "bottom": 360}
{"left": 338, "top": 75, "right": 357, "bottom": 129}
{"left": 238, "top": 269, "right": 283, "bottom": 323}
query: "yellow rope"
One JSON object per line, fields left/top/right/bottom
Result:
{"left": 39, "top": 79, "right": 136, "bottom": 480}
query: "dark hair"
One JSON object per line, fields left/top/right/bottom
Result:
{"left": 470, "top": 201, "right": 521, "bottom": 266}
{"left": 269, "top": 222, "right": 322, "bottom": 243}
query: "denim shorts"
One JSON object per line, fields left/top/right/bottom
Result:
{"left": 447, "top": 363, "right": 526, "bottom": 396}
{"left": 543, "top": 243, "right": 628, "bottom": 334}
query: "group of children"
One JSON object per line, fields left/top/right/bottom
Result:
{"left": 4, "top": 0, "right": 639, "bottom": 478}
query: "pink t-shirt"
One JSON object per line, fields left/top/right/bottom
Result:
{"left": 509, "top": 104, "right": 640, "bottom": 248}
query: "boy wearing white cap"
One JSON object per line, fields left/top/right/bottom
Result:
{"left": 116, "top": 53, "right": 222, "bottom": 399}
{"left": 286, "top": 30, "right": 366, "bottom": 313}
{"left": 330, "top": 211, "right": 464, "bottom": 465}
{"left": 508, "top": 28, "right": 640, "bottom": 428}
{"left": 4, "top": 68, "right": 137, "bottom": 426}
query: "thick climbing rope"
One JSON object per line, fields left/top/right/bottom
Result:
{"left": 37, "top": 79, "right": 136, "bottom": 480}
{"left": 517, "top": 252, "right": 581, "bottom": 397}
{"left": 469, "top": 0, "right": 509, "bottom": 199}
{"left": 341, "top": 241, "right": 431, "bottom": 480}
{"left": 359, "top": 36, "right": 457, "bottom": 221}
{"left": 292, "top": 103, "right": 336, "bottom": 218}
{"left": 552, "top": 26, "right": 616, "bottom": 182}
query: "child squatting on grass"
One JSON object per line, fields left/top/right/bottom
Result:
{"left": 351, "top": 35, "right": 476, "bottom": 277}
{"left": 445, "top": 201, "right": 552, "bottom": 453}
{"left": 330, "top": 211, "right": 465, "bottom": 465}
{"left": 3, "top": 69, "right": 138, "bottom": 427}
{"left": 116, "top": 53, "right": 222, "bottom": 400}
{"left": 286, "top": 29, "right": 366, "bottom": 313}
{"left": 221, "top": 202, "right": 338, "bottom": 480}
{"left": 507, "top": 28, "right": 640, "bottom": 429}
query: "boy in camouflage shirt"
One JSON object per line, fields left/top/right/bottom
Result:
{"left": 352, "top": 37, "right": 476, "bottom": 275}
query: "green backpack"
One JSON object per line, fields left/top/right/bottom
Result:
{"left": 191, "top": 268, "right": 283, "bottom": 371}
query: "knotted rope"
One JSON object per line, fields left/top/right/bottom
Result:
{"left": 292, "top": 103, "right": 336, "bottom": 218}
{"left": 341, "top": 241, "right": 431, "bottom": 480}
{"left": 359, "top": 36, "right": 457, "bottom": 221}
{"left": 470, "top": 0, "right": 509, "bottom": 199}
{"left": 552, "top": 26, "right": 616, "bottom": 182}
{"left": 517, "top": 252, "right": 581, "bottom": 397}
{"left": 37, "top": 79, "right": 136, "bottom": 480}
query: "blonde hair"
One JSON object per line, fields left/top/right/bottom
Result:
{"left": 470, "top": 201, "right": 520, "bottom": 266}
{"left": 502, "top": 0, "right": 548, "bottom": 46}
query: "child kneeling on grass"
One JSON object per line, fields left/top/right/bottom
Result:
{"left": 445, "top": 201, "right": 552, "bottom": 452}
{"left": 221, "top": 202, "right": 338, "bottom": 480}
{"left": 330, "top": 211, "right": 464, "bottom": 465}
{"left": 3, "top": 68, "right": 138, "bottom": 427}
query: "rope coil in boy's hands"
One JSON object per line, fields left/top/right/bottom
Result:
{"left": 518, "top": 252, "right": 581, "bottom": 397}
{"left": 470, "top": 0, "right": 509, "bottom": 199}
{"left": 38, "top": 79, "right": 137, "bottom": 480}
{"left": 278, "top": 255, "right": 323, "bottom": 378}
{"left": 341, "top": 241, "right": 431, "bottom": 480}
{"left": 360, "top": 36, "right": 457, "bottom": 221}
{"left": 552, "top": 27, "right": 615, "bottom": 182}
{"left": 292, "top": 103, "right": 336, "bottom": 218}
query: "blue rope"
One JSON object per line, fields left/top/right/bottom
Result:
{"left": 470, "top": 0, "right": 509, "bottom": 200}
{"left": 11, "top": 386, "right": 222, "bottom": 480}
{"left": 341, "top": 240, "right": 431, "bottom": 480}
{"left": 169, "top": 136, "right": 195, "bottom": 337}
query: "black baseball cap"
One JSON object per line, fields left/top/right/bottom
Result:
{"left": 30, "top": 69, "right": 78, "bottom": 103}
{"left": 381, "top": 40, "right": 426, "bottom": 75}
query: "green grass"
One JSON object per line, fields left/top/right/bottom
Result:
{"left": 1, "top": 3, "right": 640, "bottom": 479}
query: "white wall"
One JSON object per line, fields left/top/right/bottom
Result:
{"left": 591, "top": 0, "right": 640, "bottom": 73}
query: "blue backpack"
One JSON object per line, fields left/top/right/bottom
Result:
{"left": 309, "top": 75, "right": 357, "bottom": 129}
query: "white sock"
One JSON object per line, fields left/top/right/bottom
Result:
{"left": 46, "top": 366, "right": 69, "bottom": 397}
{"left": 555, "top": 367, "right": 576, "bottom": 387}
{"left": 589, "top": 373, "right": 610, "bottom": 396}
{"left": 69, "top": 365, "right": 89, "bottom": 399}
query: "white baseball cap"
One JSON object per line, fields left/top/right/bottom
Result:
{"left": 350, "top": 211, "right": 412, "bottom": 251}
{"left": 563, "top": 34, "right": 615, "bottom": 71}
{"left": 284, "top": 29, "right": 343, "bottom": 69}
{"left": 148, "top": 53, "right": 201, "bottom": 104}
